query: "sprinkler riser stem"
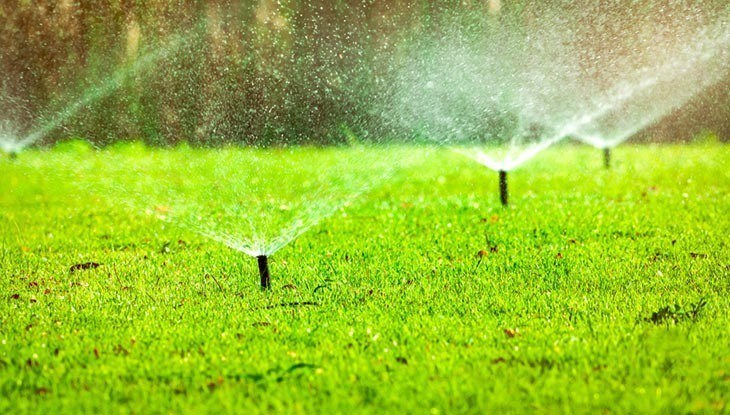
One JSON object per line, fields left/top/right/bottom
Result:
{"left": 603, "top": 148, "right": 611, "bottom": 169}
{"left": 499, "top": 170, "right": 508, "bottom": 206}
{"left": 257, "top": 255, "right": 270, "bottom": 289}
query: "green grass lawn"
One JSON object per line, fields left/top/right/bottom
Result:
{"left": 1, "top": 142, "right": 728, "bottom": 414}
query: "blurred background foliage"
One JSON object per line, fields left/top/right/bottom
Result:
{"left": 0, "top": 0, "right": 727, "bottom": 146}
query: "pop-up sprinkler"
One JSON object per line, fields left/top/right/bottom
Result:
{"left": 603, "top": 147, "right": 611, "bottom": 169}
{"left": 499, "top": 170, "right": 508, "bottom": 206}
{"left": 8, "top": 151, "right": 17, "bottom": 160}
{"left": 257, "top": 255, "right": 271, "bottom": 289}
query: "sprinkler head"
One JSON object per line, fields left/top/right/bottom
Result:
{"left": 499, "top": 170, "right": 508, "bottom": 206}
{"left": 603, "top": 147, "right": 611, "bottom": 169}
{"left": 8, "top": 151, "right": 17, "bottom": 160}
{"left": 257, "top": 255, "right": 271, "bottom": 289}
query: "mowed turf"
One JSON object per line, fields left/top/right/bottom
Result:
{"left": 1, "top": 142, "right": 728, "bottom": 414}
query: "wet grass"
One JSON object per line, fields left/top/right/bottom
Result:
{"left": 1, "top": 142, "right": 729, "bottom": 414}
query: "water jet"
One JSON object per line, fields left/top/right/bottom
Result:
{"left": 2, "top": 31, "right": 190, "bottom": 155}
{"left": 568, "top": 16, "right": 730, "bottom": 157}
{"left": 257, "top": 255, "right": 271, "bottom": 290}
{"left": 66, "top": 145, "right": 421, "bottom": 292}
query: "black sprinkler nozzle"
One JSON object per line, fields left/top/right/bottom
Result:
{"left": 603, "top": 147, "right": 611, "bottom": 169}
{"left": 499, "top": 170, "right": 508, "bottom": 206}
{"left": 257, "top": 255, "right": 270, "bottom": 289}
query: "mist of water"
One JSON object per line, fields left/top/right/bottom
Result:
{"left": 382, "top": 8, "right": 577, "bottom": 171}
{"left": 571, "top": 17, "right": 730, "bottom": 149}
{"left": 36, "top": 143, "right": 425, "bottom": 258}
{"left": 0, "top": 33, "right": 189, "bottom": 155}
{"left": 381, "top": 4, "right": 729, "bottom": 171}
